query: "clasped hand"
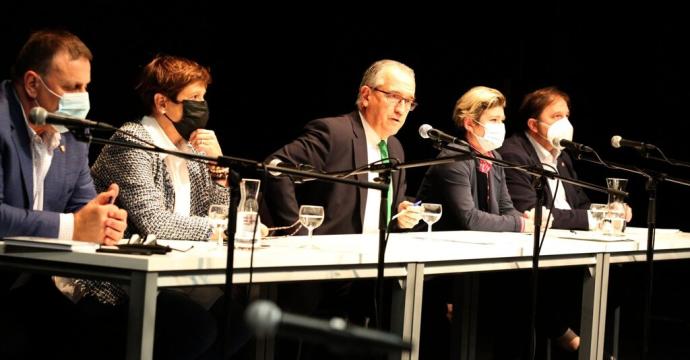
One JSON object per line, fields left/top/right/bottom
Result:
{"left": 74, "top": 183, "right": 128, "bottom": 245}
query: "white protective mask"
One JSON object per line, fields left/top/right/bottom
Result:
{"left": 541, "top": 117, "right": 574, "bottom": 150}
{"left": 473, "top": 120, "right": 506, "bottom": 152}
{"left": 37, "top": 76, "right": 91, "bottom": 119}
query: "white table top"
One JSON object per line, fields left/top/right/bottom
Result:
{"left": 3, "top": 228, "right": 689, "bottom": 284}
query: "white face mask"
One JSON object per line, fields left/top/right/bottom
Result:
{"left": 37, "top": 76, "right": 91, "bottom": 119}
{"left": 473, "top": 120, "right": 505, "bottom": 152}
{"left": 540, "top": 117, "right": 574, "bottom": 150}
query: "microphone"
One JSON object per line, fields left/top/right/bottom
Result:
{"left": 265, "top": 159, "right": 317, "bottom": 183}
{"left": 418, "top": 124, "right": 468, "bottom": 147}
{"left": 552, "top": 137, "right": 593, "bottom": 152}
{"left": 245, "top": 300, "right": 412, "bottom": 354}
{"left": 611, "top": 135, "right": 657, "bottom": 151}
{"left": 30, "top": 107, "right": 116, "bottom": 130}
{"left": 266, "top": 159, "right": 315, "bottom": 176}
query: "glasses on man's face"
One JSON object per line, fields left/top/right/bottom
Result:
{"left": 373, "top": 87, "right": 418, "bottom": 111}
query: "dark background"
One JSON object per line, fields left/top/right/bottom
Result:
{"left": 3, "top": 2, "right": 690, "bottom": 230}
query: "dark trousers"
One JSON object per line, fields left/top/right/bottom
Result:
{"left": 0, "top": 275, "right": 218, "bottom": 359}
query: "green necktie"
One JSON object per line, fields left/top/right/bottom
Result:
{"left": 377, "top": 140, "right": 393, "bottom": 224}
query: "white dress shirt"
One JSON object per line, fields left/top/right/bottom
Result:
{"left": 360, "top": 112, "right": 387, "bottom": 234}
{"left": 525, "top": 131, "right": 572, "bottom": 210}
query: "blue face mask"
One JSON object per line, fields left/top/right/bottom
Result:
{"left": 37, "top": 76, "right": 91, "bottom": 119}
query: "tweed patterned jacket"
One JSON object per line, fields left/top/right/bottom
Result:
{"left": 91, "top": 120, "right": 229, "bottom": 240}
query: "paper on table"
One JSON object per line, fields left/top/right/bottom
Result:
{"left": 2, "top": 236, "right": 100, "bottom": 252}
{"left": 557, "top": 231, "right": 635, "bottom": 242}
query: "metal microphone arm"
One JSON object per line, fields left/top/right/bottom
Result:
{"left": 435, "top": 141, "right": 625, "bottom": 197}
{"left": 644, "top": 154, "right": 690, "bottom": 168}
{"left": 576, "top": 152, "right": 690, "bottom": 188}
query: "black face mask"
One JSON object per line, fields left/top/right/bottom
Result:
{"left": 166, "top": 100, "right": 209, "bottom": 140}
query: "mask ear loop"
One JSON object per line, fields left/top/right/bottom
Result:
{"left": 531, "top": 118, "right": 554, "bottom": 145}
{"left": 35, "top": 75, "right": 63, "bottom": 99}
{"left": 161, "top": 97, "right": 180, "bottom": 124}
{"left": 28, "top": 74, "right": 53, "bottom": 115}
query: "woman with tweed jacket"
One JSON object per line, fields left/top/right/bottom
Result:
{"left": 92, "top": 55, "right": 255, "bottom": 357}
{"left": 91, "top": 55, "right": 231, "bottom": 240}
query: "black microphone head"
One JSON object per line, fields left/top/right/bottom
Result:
{"left": 611, "top": 135, "right": 622, "bottom": 148}
{"left": 29, "top": 106, "right": 48, "bottom": 125}
{"left": 245, "top": 300, "right": 282, "bottom": 336}
{"left": 419, "top": 124, "right": 432, "bottom": 139}
{"left": 552, "top": 136, "right": 564, "bottom": 149}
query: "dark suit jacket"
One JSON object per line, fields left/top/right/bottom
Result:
{"left": 263, "top": 111, "right": 408, "bottom": 235}
{"left": 0, "top": 80, "right": 96, "bottom": 238}
{"left": 498, "top": 132, "right": 591, "bottom": 230}
{"left": 416, "top": 147, "right": 524, "bottom": 232}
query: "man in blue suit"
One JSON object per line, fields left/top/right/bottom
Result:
{"left": 0, "top": 33, "right": 127, "bottom": 243}
{"left": 1, "top": 30, "right": 217, "bottom": 359}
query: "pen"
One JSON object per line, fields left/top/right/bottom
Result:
{"left": 391, "top": 200, "right": 422, "bottom": 220}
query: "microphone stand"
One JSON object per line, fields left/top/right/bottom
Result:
{"left": 576, "top": 153, "right": 690, "bottom": 360}
{"left": 645, "top": 155, "right": 690, "bottom": 169}
{"left": 70, "top": 128, "right": 388, "bottom": 358}
{"left": 624, "top": 142, "right": 690, "bottom": 169}
{"left": 429, "top": 141, "right": 623, "bottom": 360}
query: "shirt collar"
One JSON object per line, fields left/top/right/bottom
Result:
{"left": 141, "top": 115, "right": 188, "bottom": 159}
{"left": 359, "top": 111, "right": 385, "bottom": 148}
{"left": 14, "top": 89, "right": 66, "bottom": 151}
{"left": 526, "top": 131, "right": 560, "bottom": 164}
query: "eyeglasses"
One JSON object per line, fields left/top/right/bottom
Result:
{"left": 373, "top": 87, "right": 418, "bottom": 111}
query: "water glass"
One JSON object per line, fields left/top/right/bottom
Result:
{"left": 421, "top": 203, "right": 443, "bottom": 233}
{"left": 208, "top": 204, "right": 228, "bottom": 245}
{"left": 606, "top": 177, "right": 628, "bottom": 235}
{"left": 299, "top": 205, "right": 325, "bottom": 239}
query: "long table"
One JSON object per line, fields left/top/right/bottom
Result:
{"left": 2, "top": 227, "right": 689, "bottom": 360}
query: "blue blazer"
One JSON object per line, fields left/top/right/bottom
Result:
{"left": 0, "top": 80, "right": 96, "bottom": 238}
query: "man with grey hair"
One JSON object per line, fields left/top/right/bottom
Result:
{"left": 263, "top": 60, "right": 423, "bottom": 358}
{"left": 264, "top": 59, "right": 422, "bottom": 234}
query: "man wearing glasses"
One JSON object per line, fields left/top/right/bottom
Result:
{"left": 264, "top": 59, "right": 422, "bottom": 235}
{"left": 263, "top": 60, "right": 423, "bottom": 358}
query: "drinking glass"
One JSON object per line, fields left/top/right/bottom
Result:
{"left": 421, "top": 203, "right": 443, "bottom": 233}
{"left": 606, "top": 178, "right": 628, "bottom": 235}
{"left": 208, "top": 204, "right": 229, "bottom": 245}
{"left": 589, "top": 203, "right": 608, "bottom": 233}
{"left": 299, "top": 205, "right": 325, "bottom": 239}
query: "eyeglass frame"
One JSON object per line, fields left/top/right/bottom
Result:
{"left": 372, "top": 87, "right": 418, "bottom": 111}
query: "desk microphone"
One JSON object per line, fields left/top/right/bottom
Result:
{"left": 245, "top": 300, "right": 411, "bottom": 354}
{"left": 30, "top": 106, "right": 116, "bottom": 130}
